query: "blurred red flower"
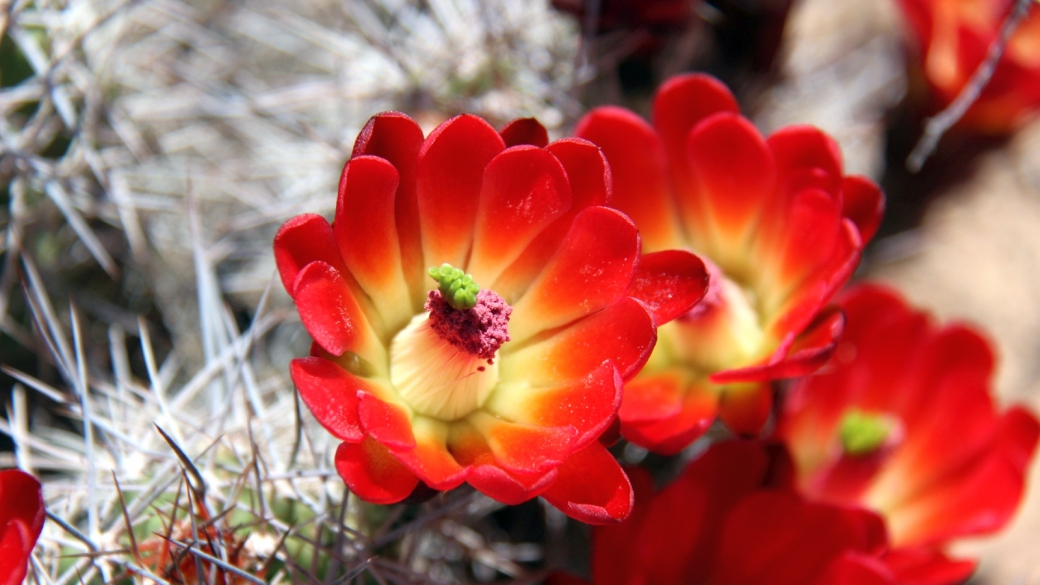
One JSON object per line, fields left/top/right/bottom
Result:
{"left": 275, "top": 113, "right": 707, "bottom": 524}
{"left": 778, "top": 283, "right": 1040, "bottom": 582}
{"left": 575, "top": 74, "right": 884, "bottom": 453}
{"left": 555, "top": 441, "right": 892, "bottom": 585}
{"left": 0, "top": 469, "right": 44, "bottom": 585}
{"left": 899, "top": 0, "right": 1040, "bottom": 132}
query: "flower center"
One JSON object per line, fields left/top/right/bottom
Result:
{"left": 839, "top": 409, "right": 897, "bottom": 457}
{"left": 662, "top": 263, "right": 766, "bottom": 374}
{"left": 389, "top": 265, "right": 512, "bottom": 421}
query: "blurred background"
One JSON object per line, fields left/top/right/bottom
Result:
{"left": 1, "top": 0, "right": 1039, "bottom": 582}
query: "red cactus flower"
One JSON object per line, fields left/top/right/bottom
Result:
{"left": 574, "top": 74, "right": 884, "bottom": 453}
{"left": 275, "top": 113, "right": 707, "bottom": 524}
{"left": 0, "top": 469, "right": 45, "bottom": 585}
{"left": 778, "top": 283, "right": 1040, "bottom": 582}
{"left": 553, "top": 441, "right": 891, "bottom": 585}
{"left": 899, "top": 0, "right": 1040, "bottom": 132}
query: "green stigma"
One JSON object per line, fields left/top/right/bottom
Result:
{"left": 839, "top": 410, "right": 894, "bottom": 457}
{"left": 428, "top": 263, "right": 480, "bottom": 310}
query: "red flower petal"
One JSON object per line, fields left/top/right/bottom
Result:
{"left": 713, "top": 492, "right": 887, "bottom": 585}
{"left": 756, "top": 189, "right": 847, "bottom": 303}
{"left": 763, "top": 222, "right": 858, "bottom": 341}
{"left": 499, "top": 117, "right": 549, "bottom": 148}
{"left": 888, "top": 407, "right": 1040, "bottom": 546}
{"left": 874, "top": 331, "right": 998, "bottom": 489}
{"left": 767, "top": 125, "right": 844, "bottom": 198}
{"left": 448, "top": 421, "right": 557, "bottom": 503}
{"left": 491, "top": 138, "right": 613, "bottom": 300}
{"left": 468, "top": 465, "right": 558, "bottom": 505}
{"left": 590, "top": 466, "right": 656, "bottom": 585}
{"left": 547, "top": 138, "right": 612, "bottom": 209}
{"left": 747, "top": 129, "right": 864, "bottom": 325}
{"left": 575, "top": 107, "right": 683, "bottom": 252}
{"left": 508, "top": 206, "right": 641, "bottom": 343}
{"left": 0, "top": 469, "right": 44, "bottom": 585}
{"left": 291, "top": 261, "right": 384, "bottom": 363}
{"left": 618, "top": 369, "right": 685, "bottom": 424}
{"left": 589, "top": 442, "right": 788, "bottom": 585}
{"left": 620, "top": 374, "right": 718, "bottom": 455}
{"left": 803, "top": 448, "right": 891, "bottom": 509}
{"left": 336, "top": 155, "right": 415, "bottom": 329}
{"left": 484, "top": 361, "right": 622, "bottom": 450}
{"left": 712, "top": 305, "right": 844, "bottom": 384}
{"left": 847, "top": 323, "right": 998, "bottom": 492}
{"left": 468, "top": 146, "right": 572, "bottom": 284}
{"left": 717, "top": 381, "right": 773, "bottom": 437}
{"left": 394, "top": 417, "right": 470, "bottom": 491}
{"left": 418, "top": 114, "right": 505, "bottom": 268}
{"left": 841, "top": 175, "right": 885, "bottom": 244}
{"left": 352, "top": 112, "right": 425, "bottom": 303}
{"left": 652, "top": 73, "right": 739, "bottom": 193}
{"left": 358, "top": 392, "right": 416, "bottom": 451}
{"left": 684, "top": 112, "right": 776, "bottom": 256}
{"left": 335, "top": 438, "right": 419, "bottom": 504}
{"left": 468, "top": 411, "right": 578, "bottom": 474}
{"left": 630, "top": 466, "right": 713, "bottom": 585}
{"left": 839, "top": 284, "right": 921, "bottom": 340}
{"left": 273, "top": 214, "right": 346, "bottom": 295}
{"left": 290, "top": 357, "right": 365, "bottom": 442}
{"left": 541, "top": 441, "right": 634, "bottom": 524}
{"left": 882, "top": 548, "right": 976, "bottom": 585}
{"left": 627, "top": 249, "right": 709, "bottom": 325}
{"left": 814, "top": 554, "right": 895, "bottom": 585}
{"left": 1000, "top": 405, "right": 1040, "bottom": 468}
{"left": 502, "top": 296, "right": 656, "bottom": 385}
{"left": 676, "top": 440, "right": 787, "bottom": 532}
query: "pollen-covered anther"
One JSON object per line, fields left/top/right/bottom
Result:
{"left": 427, "top": 289, "right": 512, "bottom": 362}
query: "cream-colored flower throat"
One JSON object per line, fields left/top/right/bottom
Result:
{"left": 390, "top": 312, "right": 500, "bottom": 420}
{"left": 660, "top": 269, "right": 767, "bottom": 374}
{"left": 388, "top": 264, "right": 512, "bottom": 421}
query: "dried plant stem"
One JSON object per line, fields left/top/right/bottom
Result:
{"left": 907, "top": 0, "right": 1036, "bottom": 171}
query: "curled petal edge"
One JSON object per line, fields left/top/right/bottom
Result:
{"left": 711, "top": 306, "right": 845, "bottom": 384}
{"left": 541, "top": 441, "right": 634, "bottom": 525}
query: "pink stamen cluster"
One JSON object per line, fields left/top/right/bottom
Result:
{"left": 427, "top": 289, "right": 512, "bottom": 362}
